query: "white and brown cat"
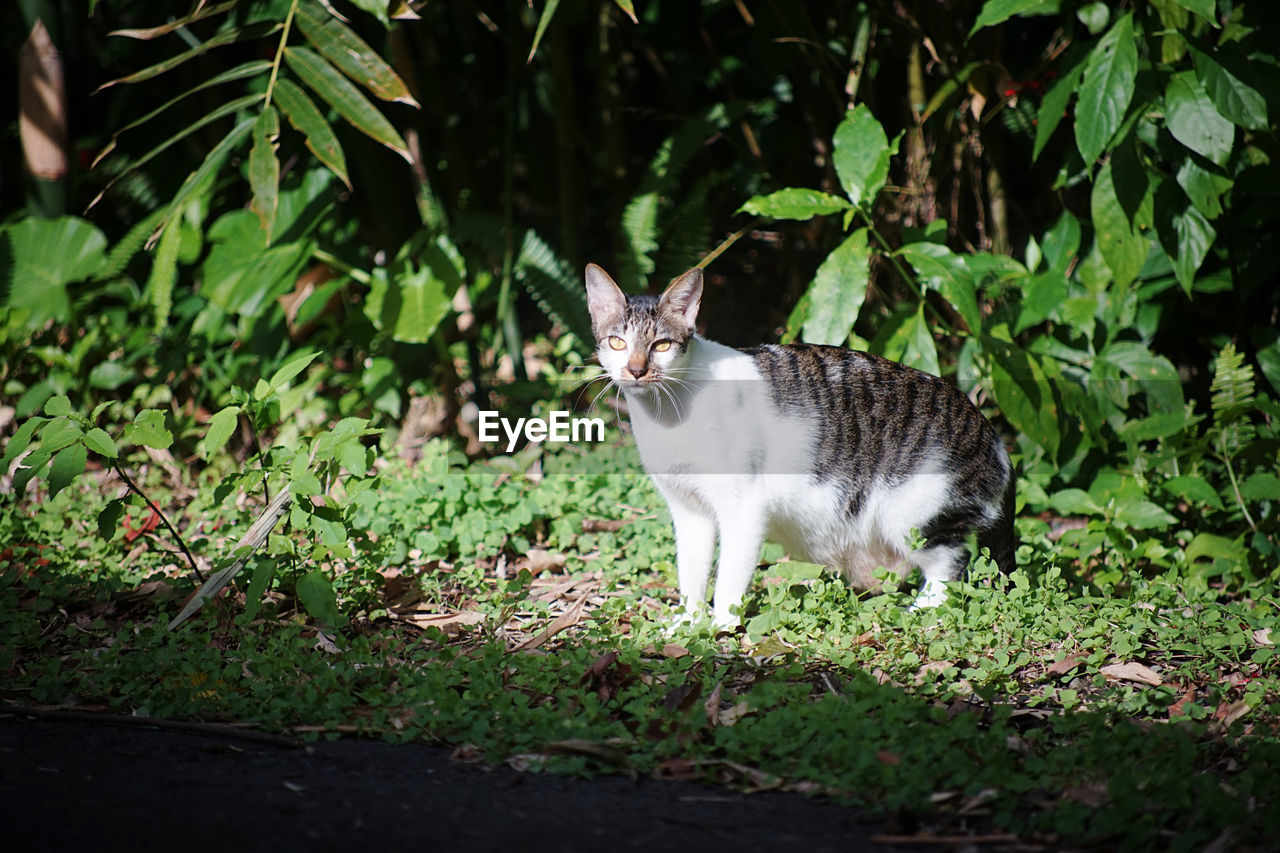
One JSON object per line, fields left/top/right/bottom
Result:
{"left": 585, "top": 263, "right": 1014, "bottom": 628}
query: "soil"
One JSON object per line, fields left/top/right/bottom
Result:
{"left": 0, "top": 712, "right": 927, "bottom": 853}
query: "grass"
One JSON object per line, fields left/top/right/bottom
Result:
{"left": 2, "top": 436, "right": 1278, "bottom": 850}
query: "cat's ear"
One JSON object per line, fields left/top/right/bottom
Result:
{"left": 585, "top": 264, "right": 626, "bottom": 330}
{"left": 659, "top": 268, "right": 703, "bottom": 331}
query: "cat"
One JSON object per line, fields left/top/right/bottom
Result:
{"left": 584, "top": 263, "right": 1015, "bottom": 628}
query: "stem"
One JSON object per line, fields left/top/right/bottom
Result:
{"left": 697, "top": 218, "right": 761, "bottom": 270}
{"left": 263, "top": 0, "right": 299, "bottom": 106}
{"left": 1219, "top": 435, "right": 1257, "bottom": 532}
{"left": 311, "top": 248, "right": 371, "bottom": 285}
{"left": 857, "top": 210, "right": 959, "bottom": 336}
{"left": 111, "top": 462, "right": 204, "bottom": 582}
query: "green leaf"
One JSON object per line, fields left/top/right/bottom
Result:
{"left": 1074, "top": 13, "right": 1137, "bottom": 165}
{"left": 1033, "top": 54, "right": 1085, "bottom": 161}
{"left": 99, "top": 22, "right": 280, "bottom": 89}
{"left": 969, "top": 0, "right": 1063, "bottom": 36}
{"left": 1153, "top": 182, "right": 1216, "bottom": 296}
{"left": 1189, "top": 39, "right": 1269, "bottom": 130}
{"left": 249, "top": 107, "right": 281, "bottom": 243}
{"left": 44, "top": 395, "right": 73, "bottom": 417}
{"left": 274, "top": 77, "right": 350, "bottom": 189}
{"left": 1165, "top": 72, "right": 1234, "bottom": 167}
{"left": 267, "top": 350, "right": 321, "bottom": 393}
{"left": 1239, "top": 473, "right": 1280, "bottom": 502}
{"left": 107, "top": 0, "right": 237, "bottom": 40}
{"left": 516, "top": 230, "right": 593, "bottom": 342}
{"left": 126, "top": 410, "right": 172, "bottom": 450}
{"left": 1171, "top": 0, "right": 1217, "bottom": 24}
{"left": 1101, "top": 340, "right": 1185, "bottom": 413}
{"left": 900, "top": 305, "right": 940, "bottom": 376}
{"left": 987, "top": 338, "right": 1061, "bottom": 459}
{"left": 47, "top": 442, "right": 88, "bottom": 499}
{"left": 243, "top": 560, "right": 276, "bottom": 623}
{"left": 98, "top": 498, "right": 126, "bottom": 541}
{"left": 1090, "top": 156, "right": 1150, "bottom": 288}
{"left": 1114, "top": 500, "right": 1178, "bottom": 530}
{"left": 0, "top": 216, "right": 107, "bottom": 327}
{"left": 1175, "top": 156, "right": 1232, "bottom": 220}
{"left": 527, "top": 0, "right": 562, "bottom": 62}
{"left": 199, "top": 210, "right": 313, "bottom": 317}
{"left": 203, "top": 406, "right": 241, "bottom": 459}
{"left": 1161, "top": 475, "right": 1224, "bottom": 510}
{"left": 294, "top": 4, "right": 419, "bottom": 106}
{"left": 898, "top": 242, "right": 980, "bottom": 332}
{"left": 83, "top": 428, "right": 118, "bottom": 459}
{"left": 801, "top": 229, "right": 870, "bottom": 346}
{"left": 1050, "top": 488, "right": 1104, "bottom": 516}
{"left": 832, "top": 105, "right": 894, "bottom": 208}
{"left": 36, "top": 418, "right": 83, "bottom": 453}
{"left": 12, "top": 449, "right": 51, "bottom": 495}
{"left": 88, "top": 361, "right": 138, "bottom": 391}
{"left": 1185, "top": 532, "right": 1246, "bottom": 564}
{"left": 1015, "top": 271, "right": 1069, "bottom": 334}
{"left": 738, "top": 189, "right": 852, "bottom": 221}
{"left": 365, "top": 265, "right": 452, "bottom": 345}
{"left": 1, "top": 416, "right": 47, "bottom": 470}
{"left": 613, "top": 0, "right": 638, "bottom": 23}
{"left": 284, "top": 46, "right": 411, "bottom": 162}
{"left": 295, "top": 569, "right": 347, "bottom": 629}
{"left": 1040, "top": 211, "right": 1082, "bottom": 274}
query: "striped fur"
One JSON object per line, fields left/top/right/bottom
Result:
{"left": 585, "top": 264, "right": 1015, "bottom": 626}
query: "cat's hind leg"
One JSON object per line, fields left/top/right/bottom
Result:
{"left": 907, "top": 544, "right": 966, "bottom": 610}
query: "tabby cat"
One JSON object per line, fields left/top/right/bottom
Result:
{"left": 585, "top": 263, "right": 1015, "bottom": 628}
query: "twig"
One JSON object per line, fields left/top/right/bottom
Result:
{"left": 111, "top": 461, "right": 204, "bottom": 582}
{"left": 0, "top": 703, "right": 301, "bottom": 749}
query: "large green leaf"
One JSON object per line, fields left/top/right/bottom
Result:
{"left": 284, "top": 46, "right": 411, "bottom": 162}
{"left": 739, "top": 189, "right": 852, "bottom": 220}
{"left": 1015, "top": 271, "right": 1069, "bottom": 334}
{"left": 1188, "top": 40, "right": 1269, "bottom": 130}
{"left": 1165, "top": 71, "right": 1234, "bottom": 167}
{"left": 1090, "top": 157, "right": 1150, "bottom": 288}
{"left": 801, "top": 229, "right": 870, "bottom": 346}
{"left": 1100, "top": 340, "right": 1185, "bottom": 413}
{"left": 1034, "top": 55, "right": 1085, "bottom": 161}
{"left": 832, "top": 105, "right": 894, "bottom": 208}
{"left": 1153, "top": 182, "right": 1216, "bottom": 296}
{"left": 1174, "top": 156, "right": 1231, "bottom": 220}
{"left": 987, "top": 337, "right": 1061, "bottom": 459}
{"left": 1074, "top": 12, "right": 1137, "bottom": 165}
{"left": 1170, "top": 0, "right": 1217, "bottom": 24}
{"left": 365, "top": 246, "right": 455, "bottom": 345}
{"left": 274, "top": 77, "right": 350, "bottom": 189}
{"left": 0, "top": 216, "right": 107, "bottom": 326}
{"left": 899, "top": 305, "right": 940, "bottom": 376}
{"left": 897, "top": 242, "right": 980, "bottom": 332}
{"left": 126, "top": 410, "right": 173, "bottom": 450}
{"left": 47, "top": 442, "right": 88, "bottom": 499}
{"left": 294, "top": 4, "right": 419, "bottom": 106}
{"left": 199, "top": 210, "right": 312, "bottom": 317}
{"left": 296, "top": 569, "right": 347, "bottom": 629}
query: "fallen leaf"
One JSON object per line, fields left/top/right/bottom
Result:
{"left": 581, "top": 517, "right": 629, "bottom": 533}
{"left": 405, "top": 610, "right": 485, "bottom": 633}
{"left": 1047, "top": 652, "right": 1088, "bottom": 676}
{"left": 1100, "top": 661, "right": 1162, "bottom": 686}
{"left": 542, "top": 739, "right": 634, "bottom": 777}
{"left": 914, "top": 660, "right": 953, "bottom": 685}
{"left": 1213, "top": 699, "right": 1250, "bottom": 729}
{"left": 876, "top": 750, "right": 901, "bottom": 766}
{"left": 1253, "top": 628, "right": 1274, "bottom": 646}
{"left": 523, "top": 548, "right": 567, "bottom": 574}
{"left": 510, "top": 595, "right": 586, "bottom": 652}
{"left": 1168, "top": 688, "right": 1198, "bottom": 719}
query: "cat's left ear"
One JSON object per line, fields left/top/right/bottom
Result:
{"left": 659, "top": 268, "right": 703, "bottom": 331}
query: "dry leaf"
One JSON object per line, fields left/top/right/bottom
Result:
{"left": 1213, "top": 699, "right": 1250, "bottom": 729}
{"left": 524, "top": 548, "right": 567, "bottom": 574}
{"left": 1253, "top": 628, "right": 1274, "bottom": 646}
{"left": 405, "top": 610, "right": 485, "bottom": 633}
{"left": 1047, "top": 652, "right": 1088, "bottom": 676}
{"left": 914, "top": 660, "right": 953, "bottom": 685}
{"left": 510, "top": 595, "right": 586, "bottom": 652}
{"left": 1099, "top": 661, "right": 1162, "bottom": 686}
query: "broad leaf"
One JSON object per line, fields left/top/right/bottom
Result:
{"left": 969, "top": 0, "right": 1063, "bottom": 36}
{"left": 1015, "top": 271, "right": 1069, "bottom": 334}
{"left": 801, "top": 229, "right": 870, "bottom": 346}
{"left": 83, "top": 428, "right": 118, "bottom": 459}
{"left": 1174, "top": 156, "right": 1231, "bottom": 220}
{"left": 274, "top": 77, "right": 350, "bottom": 188}
{"left": 987, "top": 338, "right": 1061, "bottom": 459}
{"left": 1171, "top": 0, "right": 1217, "bottom": 24}
{"left": 294, "top": 4, "right": 419, "bottom": 106}
{"left": 899, "top": 242, "right": 981, "bottom": 332}
{"left": 1188, "top": 40, "right": 1269, "bottom": 130}
{"left": 0, "top": 216, "right": 107, "bottom": 326}
{"left": 1033, "top": 53, "right": 1085, "bottom": 161}
{"left": 900, "top": 306, "right": 940, "bottom": 376}
{"left": 126, "top": 410, "right": 172, "bottom": 450}
{"left": 285, "top": 47, "right": 411, "bottom": 162}
{"left": 203, "top": 406, "right": 241, "bottom": 460}
{"left": 1165, "top": 71, "right": 1233, "bottom": 167}
{"left": 1115, "top": 500, "right": 1178, "bottom": 530}
{"left": 1153, "top": 182, "right": 1216, "bottom": 296}
{"left": 1074, "top": 13, "right": 1137, "bottom": 165}
{"left": 1090, "top": 157, "right": 1149, "bottom": 288}
{"left": 738, "top": 189, "right": 852, "bottom": 220}
{"left": 200, "top": 211, "right": 312, "bottom": 317}
{"left": 832, "top": 105, "right": 894, "bottom": 208}
{"left": 47, "top": 443, "right": 87, "bottom": 499}
{"left": 365, "top": 261, "right": 453, "bottom": 345}
{"left": 296, "top": 569, "right": 347, "bottom": 629}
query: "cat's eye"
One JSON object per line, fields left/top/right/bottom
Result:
{"left": 652, "top": 340, "right": 673, "bottom": 352}
{"left": 607, "top": 336, "right": 627, "bottom": 351}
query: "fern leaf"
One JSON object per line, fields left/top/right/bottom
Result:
{"left": 516, "top": 229, "right": 594, "bottom": 344}
{"left": 95, "top": 209, "right": 166, "bottom": 282}
{"left": 147, "top": 218, "right": 182, "bottom": 333}
{"left": 1210, "top": 342, "right": 1257, "bottom": 454}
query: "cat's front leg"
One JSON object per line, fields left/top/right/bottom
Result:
{"left": 709, "top": 510, "right": 765, "bottom": 629}
{"left": 668, "top": 501, "right": 716, "bottom": 620}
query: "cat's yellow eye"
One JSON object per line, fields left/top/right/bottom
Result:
{"left": 652, "top": 340, "right": 673, "bottom": 352}
{"left": 608, "top": 336, "right": 627, "bottom": 351}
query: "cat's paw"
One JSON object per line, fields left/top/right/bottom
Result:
{"left": 908, "top": 579, "right": 950, "bottom": 611}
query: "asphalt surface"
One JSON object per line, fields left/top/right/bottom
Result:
{"left": 0, "top": 713, "right": 915, "bottom": 853}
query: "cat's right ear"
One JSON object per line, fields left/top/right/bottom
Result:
{"left": 659, "top": 268, "right": 703, "bottom": 331}
{"left": 585, "top": 264, "right": 627, "bottom": 331}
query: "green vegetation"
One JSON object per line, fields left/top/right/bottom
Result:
{"left": 2, "top": 0, "right": 1278, "bottom": 848}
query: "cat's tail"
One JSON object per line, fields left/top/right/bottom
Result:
{"left": 978, "top": 474, "right": 1017, "bottom": 573}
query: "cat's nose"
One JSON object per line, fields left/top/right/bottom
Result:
{"left": 627, "top": 364, "right": 647, "bottom": 378}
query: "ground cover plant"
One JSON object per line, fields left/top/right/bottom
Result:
{"left": 3, "top": 0, "right": 1279, "bottom": 849}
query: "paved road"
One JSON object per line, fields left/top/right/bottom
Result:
{"left": 1, "top": 714, "right": 908, "bottom": 853}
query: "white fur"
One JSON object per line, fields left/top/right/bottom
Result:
{"left": 607, "top": 336, "right": 961, "bottom": 628}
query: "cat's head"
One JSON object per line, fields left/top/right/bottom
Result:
{"left": 584, "top": 264, "right": 702, "bottom": 391}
